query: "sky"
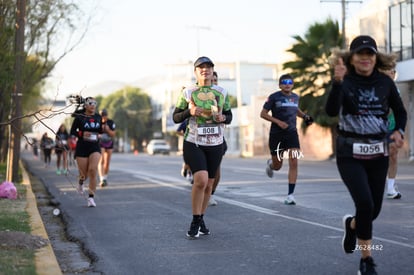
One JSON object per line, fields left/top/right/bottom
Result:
{"left": 47, "top": 0, "right": 366, "bottom": 99}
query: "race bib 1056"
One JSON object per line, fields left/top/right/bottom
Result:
{"left": 352, "top": 141, "right": 385, "bottom": 159}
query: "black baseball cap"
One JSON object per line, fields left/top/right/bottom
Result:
{"left": 100, "top": 109, "right": 108, "bottom": 116}
{"left": 194, "top": 56, "right": 214, "bottom": 68}
{"left": 350, "top": 35, "right": 377, "bottom": 54}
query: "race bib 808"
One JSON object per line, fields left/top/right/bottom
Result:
{"left": 197, "top": 125, "right": 219, "bottom": 136}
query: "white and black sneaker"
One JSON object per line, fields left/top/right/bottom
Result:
{"left": 387, "top": 187, "right": 402, "bottom": 199}
{"left": 266, "top": 159, "right": 274, "bottom": 178}
{"left": 208, "top": 195, "right": 218, "bottom": 206}
{"left": 199, "top": 218, "right": 210, "bottom": 235}
{"left": 87, "top": 197, "right": 96, "bottom": 207}
{"left": 77, "top": 179, "right": 84, "bottom": 194}
{"left": 284, "top": 194, "right": 296, "bottom": 205}
{"left": 186, "top": 219, "right": 200, "bottom": 239}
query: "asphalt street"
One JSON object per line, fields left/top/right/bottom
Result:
{"left": 22, "top": 151, "right": 414, "bottom": 275}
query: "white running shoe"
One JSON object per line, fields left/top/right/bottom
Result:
{"left": 284, "top": 194, "right": 296, "bottom": 205}
{"left": 77, "top": 183, "right": 84, "bottom": 194}
{"left": 387, "top": 189, "right": 402, "bottom": 199}
{"left": 87, "top": 197, "right": 96, "bottom": 207}
{"left": 209, "top": 195, "right": 218, "bottom": 206}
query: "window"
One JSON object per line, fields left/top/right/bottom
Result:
{"left": 389, "top": 0, "right": 414, "bottom": 61}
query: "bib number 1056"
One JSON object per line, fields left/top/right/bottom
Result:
{"left": 353, "top": 142, "right": 384, "bottom": 155}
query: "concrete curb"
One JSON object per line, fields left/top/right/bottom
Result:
{"left": 21, "top": 161, "right": 62, "bottom": 275}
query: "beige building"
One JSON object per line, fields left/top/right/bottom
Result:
{"left": 161, "top": 61, "right": 334, "bottom": 160}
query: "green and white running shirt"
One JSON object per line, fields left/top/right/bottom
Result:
{"left": 175, "top": 85, "right": 231, "bottom": 146}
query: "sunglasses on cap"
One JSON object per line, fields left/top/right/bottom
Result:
{"left": 280, "top": 79, "right": 293, "bottom": 85}
{"left": 85, "top": 100, "right": 97, "bottom": 106}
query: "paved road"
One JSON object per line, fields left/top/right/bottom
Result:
{"left": 23, "top": 151, "right": 414, "bottom": 275}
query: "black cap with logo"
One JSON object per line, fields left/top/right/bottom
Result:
{"left": 350, "top": 35, "right": 378, "bottom": 54}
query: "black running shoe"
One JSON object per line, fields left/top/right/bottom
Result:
{"left": 199, "top": 218, "right": 210, "bottom": 235}
{"left": 342, "top": 214, "right": 356, "bottom": 253}
{"left": 358, "top": 256, "right": 377, "bottom": 275}
{"left": 100, "top": 179, "right": 108, "bottom": 187}
{"left": 186, "top": 220, "right": 200, "bottom": 239}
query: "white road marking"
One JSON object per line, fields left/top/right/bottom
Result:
{"left": 113, "top": 167, "right": 414, "bottom": 250}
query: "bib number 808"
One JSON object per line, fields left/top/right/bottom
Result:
{"left": 197, "top": 126, "right": 219, "bottom": 136}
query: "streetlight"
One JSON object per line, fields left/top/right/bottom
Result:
{"left": 187, "top": 25, "right": 211, "bottom": 56}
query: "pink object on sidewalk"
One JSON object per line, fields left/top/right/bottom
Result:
{"left": 0, "top": 181, "right": 17, "bottom": 199}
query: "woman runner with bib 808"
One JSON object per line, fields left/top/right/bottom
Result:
{"left": 325, "top": 35, "right": 407, "bottom": 275}
{"left": 172, "top": 56, "right": 232, "bottom": 239}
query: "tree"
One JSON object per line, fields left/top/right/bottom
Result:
{"left": 0, "top": 0, "right": 90, "bottom": 164}
{"left": 282, "top": 18, "right": 343, "bottom": 158}
{"left": 228, "top": 94, "right": 238, "bottom": 108}
{"left": 99, "top": 87, "right": 154, "bottom": 152}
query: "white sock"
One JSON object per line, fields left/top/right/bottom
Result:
{"left": 387, "top": 178, "right": 395, "bottom": 193}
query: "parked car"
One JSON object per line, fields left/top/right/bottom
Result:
{"left": 147, "top": 139, "right": 171, "bottom": 155}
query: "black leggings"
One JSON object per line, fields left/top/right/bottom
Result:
{"left": 336, "top": 156, "right": 388, "bottom": 240}
{"left": 43, "top": 149, "right": 52, "bottom": 164}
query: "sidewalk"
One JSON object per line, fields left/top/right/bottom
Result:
{"left": 21, "top": 161, "right": 62, "bottom": 275}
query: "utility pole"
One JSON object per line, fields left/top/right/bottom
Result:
{"left": 321, "top": 0, "right": 362, "bottom": 48}
{"left": 188, "top": 25, "right": 211, "bottom": 56}
{"left": 6, "top": 0, "right": 26, "bottom": 182}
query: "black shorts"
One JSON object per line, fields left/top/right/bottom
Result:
{"left": 183, "top": 141, "right": 223, "bottom": 178}
{"left": 268, "top": 131, "right": 300, "bottom": 156}
{"left": 222, "top": 139, "right": 228, "bottom": 156}
{"left": 75, "top": 141, "right": 101, "bottom": 158}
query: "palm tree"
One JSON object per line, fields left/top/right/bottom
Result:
{"left": 282, "top": 18, "right": 343, "bottom": 159}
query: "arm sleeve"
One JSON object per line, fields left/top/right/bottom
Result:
{"left": 172, "top": 108, "right": 191, "bottom": 124}
{"left": 223, "top": 109, "right": 233, "bottom": 124}
{"left": 389, "top": 87, "right": 407, "bottom": 131}
{"left": 325, "top": 81, "right": 343, "bottom": 116}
